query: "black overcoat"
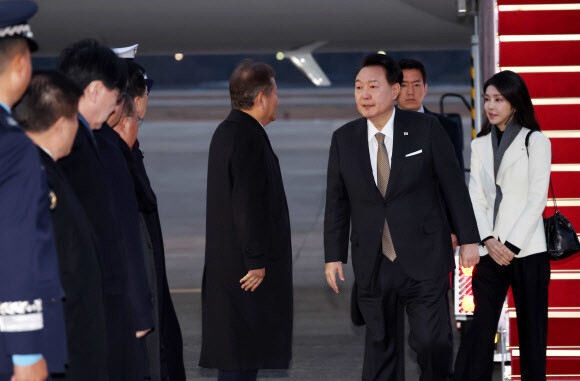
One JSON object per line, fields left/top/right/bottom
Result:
{"left": 95, "top": 125, "right": 154, "bottom": 332}
{"left": 128, "top": 141, "right": 186, "bottom": 381}
{"left": 57, "top": 120, "right": 139, "bottom": 381}
{"left": 199, "top": 109, "right": 293, "bottom": 371}
{"left": 37, "top": 148, "right": 108, "bottom": 380}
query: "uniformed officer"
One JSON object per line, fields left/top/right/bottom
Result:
{"left": 14, "top": 71, "right": 110, "bottom": 381}
{"left": 0, "top": 2, "right": 67, "bottom": 380}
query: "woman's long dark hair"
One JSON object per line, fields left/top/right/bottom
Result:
{"left": 478, "top": 70, "right": 541, "bottom": 137}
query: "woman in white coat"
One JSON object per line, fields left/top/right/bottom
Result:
{"left": 454, "top": 70, "right": 551, "bottom": 381}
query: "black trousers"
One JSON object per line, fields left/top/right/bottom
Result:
{"left": 218, "top": 370, "right": 258, "bottom": 381}
{"left": 454, "top": 253, "right": 550, "bottom": 381}
{"left": 357, "top": 256, "right": 453, "bottom": 381}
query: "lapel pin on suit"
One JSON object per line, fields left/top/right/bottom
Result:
{"left": 404, "top": 132, "right": 409, "bottom": 135}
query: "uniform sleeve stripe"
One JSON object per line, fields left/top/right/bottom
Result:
{"left": 0, "top": 312, "right": 43, "bottom": 332}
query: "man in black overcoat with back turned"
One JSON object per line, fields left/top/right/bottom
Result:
{"left": 324, "top": 54, "right": 480, "bottom": 381}
{"left": 57, "top": 39, "right": 142, "bottom": 380}
{"left": 15, "top": 71, "right": 109, "bottom": 381}
{"left": 200, "top": 61, "right": 293, "bottom": 381}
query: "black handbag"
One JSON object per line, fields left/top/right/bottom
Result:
{"left": 526, "top": 131, "right": 580, "bottom": 260}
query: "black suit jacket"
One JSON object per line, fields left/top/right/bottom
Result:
{"left": 324, "top": 109, "right": 479, "bottom": 290}
{"left": 424, "top": 107, "right": 465, "bottom": 174}
{"left": 38, "top": 148, "right": 108, "bottom": 380}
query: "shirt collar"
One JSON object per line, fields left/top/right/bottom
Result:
{"left": 40, "top": 146, "right": 54, "bottom": 160}
{"left": 78, "top": 113, "right": 97, "bottom": 140}
{"left": 78, "top": 113, "right": 90, "bottom": 130}
{"left": 367, "top": 108, "right": 395, "bottom": 143}
{"left": 0, "top": 101, "right": 11, "bottom": 115}
{"left": 417, "top": 105, "right": 425, "bottom": 113}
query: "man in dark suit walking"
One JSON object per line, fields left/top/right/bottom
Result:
{"left": 15, "top": 71, "right": 109, "bottom": 380}
{"left": 324, "top": 54, "right": 480, "bottom": 381}
{"left": 200, "top": 60, "right": 293, "bottom": 381}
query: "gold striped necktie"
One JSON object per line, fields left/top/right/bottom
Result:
{"left": 375, "top": 132, "right": 396, "bottom": 261}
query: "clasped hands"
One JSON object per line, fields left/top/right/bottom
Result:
{"left": 482, "top": 238, "right": 515, "bottom": 266}
{"left": 459, "top": 239, "right": 515, "bottom": 268}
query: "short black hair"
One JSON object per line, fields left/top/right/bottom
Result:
{"left": 356, "top": 53, "right": 402, "bottom": 86}
{"left": 14, "top": 70, "right": 82, "bottom": 133}
{"left": 126, "top": 60, "right": 147, "bottom": 99}
{"left": 57, "top": 38, "right": 127, "bottom": 93}
{"left": 398, "top": 58, "right": 427, "bottom": 84}
{"left": 0, "top": 38, "right": 28, "bottom": 75}
{"left": 229, "top": 59, "right": 275, "bottom": 110}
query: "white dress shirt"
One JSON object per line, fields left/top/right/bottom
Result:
{"left": 367, "top": 108, "right": 395, "bottom": 185}
{"left": 417, "top": 105, "right": 425, "bottom": 113}
{"left": 40, "top": 146, "right": 54, "bottom": 161}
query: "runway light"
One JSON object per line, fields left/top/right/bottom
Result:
{"left": 377, "top": 50, "right": 386, "bottom": 55}
{"left": 276, "top": 52, "right": 285, "bottom": 60}
{"left": 457, "top": 0, "right": 467, "bottom": 14}
{"left": 174, "top": 53, "right": 184, "bottom": 61}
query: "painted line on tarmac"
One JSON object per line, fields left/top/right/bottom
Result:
{"left": 170, "top": 288, "right": 201, "bottom": 294}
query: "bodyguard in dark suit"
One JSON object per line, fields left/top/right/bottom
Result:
{"left": 15, "top": 71, "right": 109, "bottom": 381}
{"left": 324, "top": 54, "right": 480, "bottom": 381}
{"left": 56, "top": 39, "right": 140, "bottom": 381}
{"left": 398, "top": 58, "right": 465, "bottom": 175}
{"left": 0, "top": 4, "right": 67, "bottom": 380}
{"left": 200, "top": 61, "right": 293, "bottom": 381}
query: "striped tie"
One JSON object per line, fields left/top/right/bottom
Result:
{"left": 375, "top": 133, "right": 396, "bottom": 261}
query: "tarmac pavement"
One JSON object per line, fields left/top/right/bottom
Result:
{"left": 137, "top": 101, "right": 503, "bottom": 380}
